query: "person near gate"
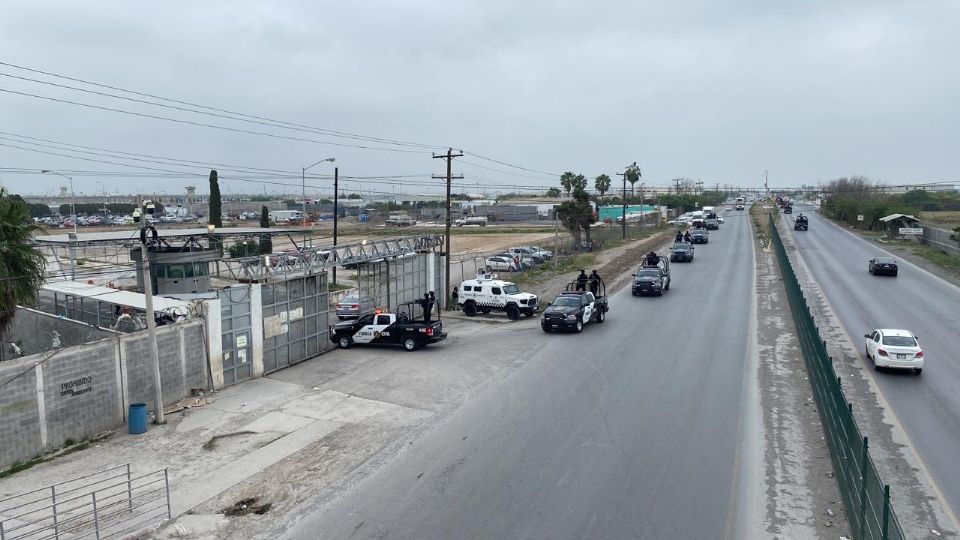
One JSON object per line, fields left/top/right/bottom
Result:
{"left": 421, "top": 293, "right": 433, "bottom": 323}
{"left": 451, "top": 286, "right": 460, "bottom": 311}
{"left": 429, "top": 291, "right": 439, "bottom": 319}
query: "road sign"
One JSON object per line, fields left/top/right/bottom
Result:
{"left": 899, "top": 227, "right": 923, "bottom": 235}
{"left": 857, "top": 215, "right": 864, "bottom": 221}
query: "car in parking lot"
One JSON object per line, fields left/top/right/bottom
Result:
{"left": 484, "top": 256, "right": 518, "bottom": 272}
{"left": 335, "top": 295, "right": 376, "bottom": 320}
{"left": 868, "top": 257, "right": 898, "bottom": 276}
{"left": 864, "top": 328, "right": 923, "bottom": 373}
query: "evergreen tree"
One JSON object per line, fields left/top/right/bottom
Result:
{"left": 208, "top": 170, "right": 222, "bottom": 227}
{"left": 259, "top": 205, "right": 273, "bottom": 254}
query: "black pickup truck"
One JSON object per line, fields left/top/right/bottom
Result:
{"left": 670, "top": 242, "right": 695, "bottom": 262}
{"left": 632, "top": 256, "right": 671, "bottom": 296}
{"left": 541, "top": 280, "right": 609, "bottom": 333}
{"left": 329, "top": 301, "right": 445, "bottom": 351}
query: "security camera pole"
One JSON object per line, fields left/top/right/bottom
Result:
{"left": 135, "top": 203, "right": 165, "bottom": 424}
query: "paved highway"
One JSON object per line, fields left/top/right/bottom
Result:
{"left": 283, "top": 212, "right": 759, "bottom": 539}
{"left": 788, "top": 209, "right": 960, "bottom": 517}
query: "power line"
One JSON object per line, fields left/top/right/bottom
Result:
{"left": 0, "top": 60, "right": 567, "bottom": 178}
{"left": 0, "top": 60, "right": 445, "bottom": 151}
{"left": 0, "top": 87, "right": 429, "bottom": 154}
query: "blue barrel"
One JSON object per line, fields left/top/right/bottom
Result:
{"left": 128, "top": 403, "right": 148, "bottom": 434}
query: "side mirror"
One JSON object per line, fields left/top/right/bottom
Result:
{"left": 864, "top": 333, "right": 871, "bottom": 338}
{"left": 547, "top": 302, "right": 552, "bottom": 307}
{"left": 631, "top": 273, "right": 636, "bottom": 277}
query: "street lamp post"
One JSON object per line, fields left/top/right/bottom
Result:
{"left": 42, "top": 170, "right": 78, "bottom": 280}
{"left": 302, "top": 158, "right": 335, "bottom": 234}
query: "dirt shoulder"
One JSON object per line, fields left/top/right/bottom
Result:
{"left": 752, "top": 217, "right": 849, "bottom": 537}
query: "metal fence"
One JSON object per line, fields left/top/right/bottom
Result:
{"left": 770, "top": 214, "right": 904, "bottom": 540}
{"left": 0, "top": 464, "right": 170, "bottom": 540}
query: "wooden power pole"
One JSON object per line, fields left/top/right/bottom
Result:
{"left": 433, "top": 148, "right": 463, "bottom": 309}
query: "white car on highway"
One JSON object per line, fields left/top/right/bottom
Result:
{"left": 864, "top": 328, "right": 924, "bottom": 374}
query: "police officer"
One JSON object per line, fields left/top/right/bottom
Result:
{"left": 575, "top": 270, "right": 589, "bottom": 291}
{"left": 589, "top": 270, "right": 602, "bottom": 295}
{"left": 421, "top": 293, "right": 433, "bottom": 323}
{"left": 675, "top": 230, "right": 684, "bottom": 242}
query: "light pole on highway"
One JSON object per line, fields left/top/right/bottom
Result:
{"left": 42, "top": 169, "right": 78, "bottom": 280}
{"left": 41, "top": 170, "right": 77, "bottom": 235}
{"left": 302, "top": 157, "right": 336, "bottom": 232}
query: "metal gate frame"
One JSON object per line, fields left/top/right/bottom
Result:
{"left": 218, "top": 286, "right": 253, "bottom": 386}
{"left": 261, "top": 274, "right": 329, "bottom": 374}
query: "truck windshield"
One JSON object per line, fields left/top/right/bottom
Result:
{"left": 552, "top": 297, "right": 580, "bottom": 307}
{"left": 503, "top": 284, "right": 520, "bottom": 294}
{"left": 636, "top": 270, "right": 660, "bottom": 277}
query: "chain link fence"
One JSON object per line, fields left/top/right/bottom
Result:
{"left": 770, "top": 214, "right": 904, "bottom": 540}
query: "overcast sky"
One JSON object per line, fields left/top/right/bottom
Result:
{"left": 1, "top": 0, "right": 957, "bottom": 198}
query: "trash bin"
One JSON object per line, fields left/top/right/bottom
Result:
{"left": 128, "top": 403, "right": 148, "bottom": 434}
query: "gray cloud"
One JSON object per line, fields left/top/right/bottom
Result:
{"left": 1, "top": 0, "right": 957, "bottom": 197}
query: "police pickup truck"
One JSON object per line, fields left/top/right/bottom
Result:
{"left": 632, "top": 256, "right": 671, "bottom": 296}
{"left": 329, "top": 302, "right": 445, "bottom": 351}
{"left": 541, "top": 280, "right": 609, "bottom": 333}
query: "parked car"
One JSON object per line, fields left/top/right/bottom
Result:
{"left": 864, "top": 329, "right": 923, "bottom": 373}
{"left": 868, "top": 257, "right": 898, "bottom": 276}
{"left": 335, "top": 295, "right": 376, "bottom": 320}
{"left": 484, "top": 256, "right": 518, "bottom": 272}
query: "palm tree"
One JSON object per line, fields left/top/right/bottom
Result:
{"left": 594, "top": 174, "right": 611, "bottom": 203}
{"left": 625, "top": 164, "right": 640, "bottom": 198}
{"left": 560, "top": 171, "right": 577, "bottom": 196}
{"left": 0, "top": 189, "right": 45, "bottom": 332}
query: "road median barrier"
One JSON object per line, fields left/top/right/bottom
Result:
{"left": 770, "top": 214, "right": 905, "bottom": 540}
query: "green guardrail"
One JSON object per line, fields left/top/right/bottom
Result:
{"left": 769, "top": 214, "right": 905, "bottom": 540}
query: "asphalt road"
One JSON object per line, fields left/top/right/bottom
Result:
{"left": 788, "top": 208, "right": 960, "bottom": 518}
{"left": 284, "top": 211, "right": 758, "bottom": 539}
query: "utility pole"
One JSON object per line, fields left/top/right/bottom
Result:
{"left": 134, "top": 203, "right": 164, "bottom": 424}
{"left": 674, "top": 178, "right": 682, "bottom": 195}
{"left": 764, "top": 170, "right": 769, "bottom": 196}
{"left": 332, "top": 167, "right": 339, "bottom": 287}
{"left": 433, "top": 148, "right": 463, "bottom": 309}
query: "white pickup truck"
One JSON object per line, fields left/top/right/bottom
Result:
{"left": 456, "top": 216, "right": 488, "bottom": 227}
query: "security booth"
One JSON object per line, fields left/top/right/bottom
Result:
{"left": 131, "top": 244, "right": 221, "bottom": 295}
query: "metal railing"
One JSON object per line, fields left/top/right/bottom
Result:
{"left": 769, "top": 214, "right": 905, "bottom": 539}
{"left": 0, "top": 464, "right": 170, "bottom": 540}
{"left": 221, "top": 234, "right": 442, "bottom": 281}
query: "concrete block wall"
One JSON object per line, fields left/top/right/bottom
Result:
{"left": 0, "top": 320, "right": 209, "bottom": 470}
{"left": 122, "top": 321, "right": 207, "bottom": 412}
{"left": 40, "top": 340, "right": 123, "bottom": 452}
{"left": 0, "top": 358, "right": 42, "bottom": 467}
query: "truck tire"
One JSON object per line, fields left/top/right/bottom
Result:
{"left": 403, "top": 337, "right": 419, "bottom": 351}
{"left": 664, "top": 280, "right": 670, "bottom": 291}
{"left": 464, "top": 302, "right": 478, "bottom": 317}
{"left": 338, "top": 336, "right": 353, "bottom": 349}
{"left": 574, "top": 319, "right": 583, "bottom": 333}
{"left": 506, "top": 305, "right": 520, "bottom": 321}
{"left": 542, "top": 325, "right": 552, "bottom": 333}
{"left": 597, "top": 310, "right": 605, "bottom": 323}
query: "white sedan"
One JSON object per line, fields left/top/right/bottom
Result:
{"left": 485, "top": 256, "right": 518, "bottom": 272}
{"left": 864, "top": 328, "right": 924, "bottom": 374}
